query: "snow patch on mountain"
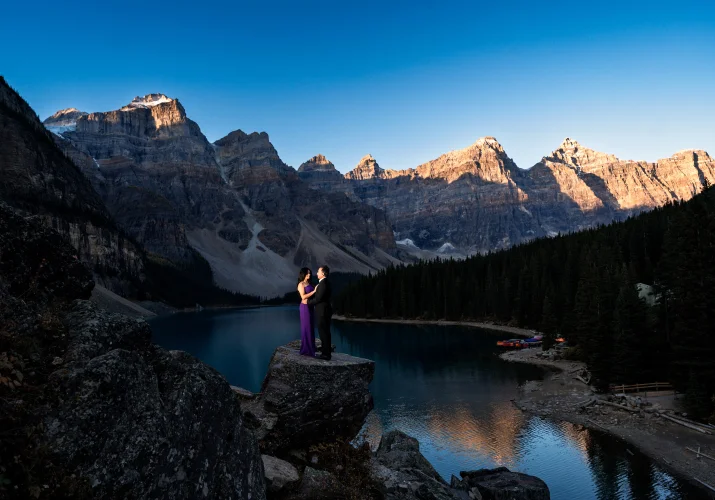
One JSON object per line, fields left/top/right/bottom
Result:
{"left": 46, "top": 124, "right": 76, "bottom": 136}
{"left": 121, "top": 94, "right": 174, "bottom": 110}
{"left": 436, "top": 242, "right": 457, "bottom": 253}
{"left": 396, "top": 238, "right": 419, "bottom": 249}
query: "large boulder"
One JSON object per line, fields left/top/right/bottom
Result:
{"left": 371, "top": 431, "right": 550, "bottom": 500}
{"left": 44, "top": 300, "right": 266, "bottom": 499}
{"left": 371, "top": 431, "right": 467, "bottom": 500}
{"left": 262, "top": 455, "right": 300, "bottom": 494}
{"left": 452, "top": 467, "right": 550, "bottom": 500}
{"left": 242, "top": 345, "right": 375, "bottom": 454}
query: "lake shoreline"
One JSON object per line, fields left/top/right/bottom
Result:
{"left": 501, "top": 348, "right": 715, "bottom": 496}
{"left": 332, "top": 315, "right": 537, "bottom": 338}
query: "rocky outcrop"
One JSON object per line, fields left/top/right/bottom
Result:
{"left": 242, "top": 345, "right": 375, "bottom": 454}
{"left": 452, "top": 468, "right": 550, "bottom": 500}
{"left": 0, "top": 77, "right": 144, "bottom": 295}
{"left": 371, "top": 431, "right": 550, "bottom": 500}
{"left": 0, "top": 204, "right": 266, "bottom": 499}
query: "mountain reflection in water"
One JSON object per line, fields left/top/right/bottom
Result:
{"left": 150, "top": 307, "right": 705, "bottom": 499}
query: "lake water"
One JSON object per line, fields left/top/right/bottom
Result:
{"left": 149, "top": 306, "right": 706, "bottom": 500}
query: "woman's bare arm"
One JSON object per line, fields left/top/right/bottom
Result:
{"left": 297, "top": 283, "right": 311, "bottom": 300}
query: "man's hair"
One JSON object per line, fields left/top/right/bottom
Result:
{"left": 319, "top": 265, "right": 330, "bottom": 277}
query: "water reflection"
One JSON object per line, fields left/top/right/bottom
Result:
{"left": 149, "top": 307, "right": 706, "bottom": 500}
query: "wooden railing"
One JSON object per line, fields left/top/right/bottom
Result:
{"left": 609, "top": 382, "right": 675, "bottom": 394}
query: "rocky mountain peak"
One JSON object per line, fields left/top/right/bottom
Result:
{"left": 121, "top": 93, "right": 175, "bottom": 110}
{"left": 472, "top": 136, "right": 505, "bottom": 151}
{"left": 345, "top": 154, "right": 385, "bottom": 180}
{"left": 546, "top": 137, "right": 620, "bottom": 169}
{"left": 214, "top": 130, "right": 275, "bottom": 153}
{"left": 414, "top": 136, "right": 517, "bottom": 183}
{"left": 298, "top": 154, "right": 337, "bottom": 173}
{"left": 43, "top": 108, "right": 89, "bottom": 134}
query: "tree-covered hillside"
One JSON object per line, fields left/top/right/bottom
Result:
{"left": 336, "top": 185, "right": 715, "bottom": 420}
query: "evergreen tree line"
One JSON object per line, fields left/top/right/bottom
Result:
{"left": 336, "top": 186, "right": 715, "bottom": 420}
{"left": 139, "top": 251, "right": 260, "bottom": 308}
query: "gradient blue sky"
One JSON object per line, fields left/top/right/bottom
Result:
{"left": 2, "top": 0, "right": 714, "bottom": 172}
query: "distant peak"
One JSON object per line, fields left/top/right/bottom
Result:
{"left": 471, "top": 136, "right": 505, "bottom": 151}
{"left": 121, "top": 93, "right": 175, "bottom": 110}
{"left": 345, "top": 154, "right": 385, "bottom": 180}
{"left": 547, "top": 138, "right": 620, "bottom": 167}
{"left": 43, "top": 107, "right": 89, "bottom": 135}
{"left": 298, "top": 154, "right": 337, "bottom": 173}
{"left": 474, "top": 136, "right": 500, "bottom": 145}
{"left": 54, "top": 107, "right": 82, "bottom": 115}
{"left": 44, "top": 107, "right": 88, "bottom": 125}
{"left": 558, "top": 137, "right": 581, "bottom": 149}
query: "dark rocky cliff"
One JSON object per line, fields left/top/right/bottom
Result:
{"left": 0, "top": 203, "right": 266, "bottom": 499}
{"left": 0, "top": 76, "right": 144, "bottom": 295}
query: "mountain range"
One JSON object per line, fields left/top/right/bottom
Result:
{"left": 42, "top": 93, "right": 397, "bottom": 296}
{"left": 3, "top": 76, "right": 712, "bottom": 297}
{"left": 299, "top": 137, "right": 715, "bottom": 258}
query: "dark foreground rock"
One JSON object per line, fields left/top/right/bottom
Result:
{"left": 262, "top": 455, "right": 300, "bottom": 494}
{"left": 452, "top": 467, "right": 550, "bottom": 500}
{"left": 242, "top": 344, "right": 375, "bottom": 454}
{"left": 372, "top": 431, "right": 550, "bottom": 500}
{"left": 0, "top": 205, "right": 265, "bottom": 499}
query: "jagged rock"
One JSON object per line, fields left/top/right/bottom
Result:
{"left": 241, "top": 345, "right": 374, "bottom": 454}
{"left": 262, "top": 455, "right": 300, "bottom": 494}
{"left": 375, "top": 430, "right": 443, "bottom": 482}
{"left": 454, "top": 467, "right": 550, "bottom": 500}
{"left": 371, "top": 430, "right": 466, "bottom": 500}
{"left": 370, "top": 431, "right": 549, "bottom": 500}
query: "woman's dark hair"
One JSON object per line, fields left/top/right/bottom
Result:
{"left": 298, "top": 267, "right": 312, "bottom": 284}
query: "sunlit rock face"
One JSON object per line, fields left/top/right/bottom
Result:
{"left": 45, "top": 94, "right": 398, "bottom": 296}
{"left": 299, "top": 137, "right": 715, "bottom": 255}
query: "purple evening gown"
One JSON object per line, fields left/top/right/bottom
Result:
{"left": 299, "top": 284, "right": 317, "bottom": 356}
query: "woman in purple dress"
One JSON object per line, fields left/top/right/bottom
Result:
{"left": 297, "top": 267, "right": 318, "bottom": 356}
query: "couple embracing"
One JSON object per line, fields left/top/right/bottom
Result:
{"left": 297, "top": 265, "right": 333, "bottom": 361}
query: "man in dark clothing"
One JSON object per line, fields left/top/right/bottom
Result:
{"left": 307, "top": 265, "right": 332, "bottom": 360}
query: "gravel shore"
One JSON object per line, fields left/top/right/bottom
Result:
{"left": 500, "top": 348, "right": 715, "bottom": 498}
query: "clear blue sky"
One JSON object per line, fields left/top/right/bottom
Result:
{"left": 2, "top": 0, "right": 714, "bottom": 172}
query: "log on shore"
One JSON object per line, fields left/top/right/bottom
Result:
{"left": 660, "top": 414, "right": 711, "bottom": 434}
{"left": 600, "top": 400, "right": 640, "bottom": 413}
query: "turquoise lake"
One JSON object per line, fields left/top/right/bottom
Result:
{"left": 149, "top": 306, "right": 706, "bottom": 500}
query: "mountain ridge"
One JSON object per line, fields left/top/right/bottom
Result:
{"left": 43, "top": 92, "right": 399, "bottom": 296}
